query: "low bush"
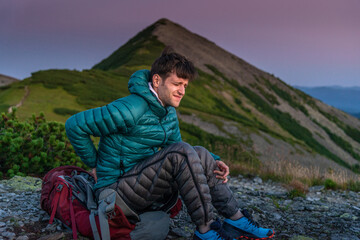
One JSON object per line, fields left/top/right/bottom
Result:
{"left": 53, "top": 108, "right": 79, "bottom": 116}
{"left": 0, "top": 109, "right": 86, "bottom": 179}
{"left": 324, "top": 178, "right": 337, "bottom": 190}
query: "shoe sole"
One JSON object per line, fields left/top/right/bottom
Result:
{"left": 236, "top": 230, "right": 275, "bottom": 240}
{"left": 223, "top": 222, "right": 275, "bottom": 240}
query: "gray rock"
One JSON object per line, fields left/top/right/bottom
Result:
{"left": 290, "top": 236, "right": 314, "bottom": 240}
{"left": 253, "top": 177, "right": 263, "bottom": 184}
{"left": 306, "top": 196, "right": 320, "bottom": 202}
{"left": 15, "top": 236, "right": 29, "bottom": 240}
{"left": 37, "top": 232, "right": 65, "bottom": 240}
{"left": 331, "top": 234, "right": 360, "bottom": 240}
{"left": 308, "top": 185, "right": 325, "bottom": 192}
{"left": 1, "top": 232, "right": 15, "bottom": 240}
{"left": 169, "top": 227, "right": 192, "bottom": 238}
{"left": 271, "top": 213, "right": 282, "bottom": 220}
{"left": 0, "top": 210, "right": 8, "bottom": 218}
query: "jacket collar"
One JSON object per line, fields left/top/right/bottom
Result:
{"left": 128, "top": 70, "right": 171, "bottom": 118}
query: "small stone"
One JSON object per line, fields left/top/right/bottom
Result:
{"left": 43, "top": 223, "right": 57, "bottom": 232}
{"left": 290, "top": 236, "right": 314, "bottom": 240}
{"left": 293, "top": 197, "right": 304, "bottom": 201}
{"left": 271, "top": 213, "right": 282, "bottom": 220}
{"left": 253, "top": 177, "right": 263, "bottom": 184}
{"left": 2, "top": 232, "right": 16, "bottom": 240}
{"left": 340, "top": 213, "right": 358, "bottom": 220}
{"left": 41, "top": 215, "right": 50, "bottom": 222}
{"left": 353, "top": 206, "right": 360, "bottom": 211}
{"left": 331, "top": 234, "right": 360, "bottom": 240}
{"left": 169, "top": 227, "right": 192, "bottom": 238}
{"left": 306, "top": 196, "right": 320, "bottom": 202}
{"left": 309, "top": 186, "right": 325, "bottom": 192}
{"left": 30, "top": 217, "right": 39, "bottom": 222}
{"left": 0, "top": 223, "right": 5, "bottom": 228}
{"left": 16, "top": 236, "right": 29, "bottom": 240}
{"left": 37, "top": 232, "right": 65, "bottom": 240}
{"left": 265, "top": 191, "right": 287, "bottom": 198}
{"left": 0, "top": 209, "right": 8, "bottom": 218}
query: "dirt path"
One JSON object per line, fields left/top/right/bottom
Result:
{"left": 8, "top": 85, "right": 30, "bottom": 113}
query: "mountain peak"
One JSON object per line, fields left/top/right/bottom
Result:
{"left": 93, "top": 18, "right": 260, "bottom": 84}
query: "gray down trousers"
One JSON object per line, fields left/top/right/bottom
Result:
{"left": 97, "top": 142, "right": 239, "bottom": 226}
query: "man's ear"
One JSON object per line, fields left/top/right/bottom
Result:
{"left": 152, "top": 74, "right": 160, "bottom": 88}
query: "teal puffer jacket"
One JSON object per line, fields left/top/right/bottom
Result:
{"left": 65, "top": 70, "right": 182, "bottom": 190}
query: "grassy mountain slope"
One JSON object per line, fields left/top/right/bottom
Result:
{"left": 0, "top": 74, "right": 19, "bottom": 87}
{"left": 2, "top": 18, "right": 360, "bottom": 184}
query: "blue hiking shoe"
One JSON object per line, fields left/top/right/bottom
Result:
{"left": 193, "top": 219, "right": 234, "bottom": 240}
{"left": 223, "top": 210, "right": 275, "bottom": 239}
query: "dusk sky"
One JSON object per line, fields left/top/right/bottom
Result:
{"left": 1, "top": 0, "right": 359, "bottom": 87}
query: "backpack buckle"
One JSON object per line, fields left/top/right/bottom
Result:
{"left": 56, "top": 184, "right": 63, "bottom": 192}
{"left": 107, "top": 211, "right": 117, "bottom": 219}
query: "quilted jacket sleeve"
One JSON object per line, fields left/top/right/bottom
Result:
{"left": 166, "top": 118, "right": 182, "bottom": 145}
{"left": 65, "top": 97, "right": 145, "bottom": 168}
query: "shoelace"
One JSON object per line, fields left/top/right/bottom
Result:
{"left": 215, "top": 226, "right": 232, "bottom": 240}
{"left": 211, "top": 219, "right": 233, "bottom": 240}
{"left": 241, "top": 209, "right": 260, "bottom": 229}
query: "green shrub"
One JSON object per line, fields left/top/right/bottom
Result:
{"left": 288, "top": 189, "right": 306, "bottom": 199}
{"left": 0, "top": 110, "right": 86, "bottom": 179}
{"left": 53, "top": 108, "right": 80, "bottom": 116}
{"left": 345, "top": 180, "right": 360, "bottom": 192}
{"left": 324, "top": 179, "right": 337, "bottom": 190}
{"left": 316, "top": 121, "right": 360, "bottom": 162}
{"left": 318, "top": 109, "right": 360, "bottom": 145}
{"left": 263, "top": 78, "right": 309, "bottom": 116}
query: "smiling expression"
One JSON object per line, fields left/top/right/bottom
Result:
{"left": 152, "top": 73, "right": 189, "bottom": 108}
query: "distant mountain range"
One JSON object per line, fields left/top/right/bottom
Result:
{"left": 1, "top": 18, "right": 360, "bottom": 180}
{"left": 295, "top": 86, "right": 360, "bottom": 118}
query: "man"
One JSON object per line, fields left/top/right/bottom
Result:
{"left": 65, "top": 47, "right": 274, "bottom": 240}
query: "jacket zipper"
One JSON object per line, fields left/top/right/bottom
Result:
{"left": 160, "top": 119, "right": 167, "bottom": 146}
{"left": 159, "top": 109, "right": 168, "bottom": 146}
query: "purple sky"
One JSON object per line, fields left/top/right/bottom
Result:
{"left": 1, "top": 0, "right": 359, "bottom": 87}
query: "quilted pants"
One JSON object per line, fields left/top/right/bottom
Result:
{"left": 104, "top": 142, "right": 238, "bottom": 226}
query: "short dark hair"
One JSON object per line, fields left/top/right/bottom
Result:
{"left": 150, "top": 46, "right": 197, "bottom": 82}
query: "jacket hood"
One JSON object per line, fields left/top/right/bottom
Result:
{"left": 128, "top": 69, "right": 168, "bottom": 118}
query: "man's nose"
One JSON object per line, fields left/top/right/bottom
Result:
{"left": 178, "top": 86, "right": 185, "bottom": 95}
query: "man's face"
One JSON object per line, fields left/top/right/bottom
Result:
{"left": 152, "top": 72, "right": 189, "bottom": 108}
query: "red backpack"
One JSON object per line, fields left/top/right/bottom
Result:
{"left": 40, "top": 166, "right": 135, "bottom": 240}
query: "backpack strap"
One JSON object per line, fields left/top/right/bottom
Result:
{"left": 49, "top": 184, "right": 63, "bottom": 224}
{"left": 89, "top": 209, "right": 101, "bottom": 240}
{"left": 98, "top": 191, "right": 116, "bottom": 240}
{"left": 49, "top": 183, "right": 78, "bottom": 240}
{"left": 71, "top": 174, "right": 101, "bottom": 240}
{"left": 98, "top": 189, "right": 139, "bottom": 220}
{"left": 69, "top": 190, "right": 78, "bottom": 240}
{"left": 72, "top": 174, "right": 97, "bottom": 210}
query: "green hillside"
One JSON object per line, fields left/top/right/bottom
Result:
{"left": 1, "top": 18, "right": 360, "bottom": 187}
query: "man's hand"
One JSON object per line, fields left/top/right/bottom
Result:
{"left": 91, "top": 168, "right": 97, "bottom": 183}
{"left": 214, "top": 160, "right": 230, "bottom": 183}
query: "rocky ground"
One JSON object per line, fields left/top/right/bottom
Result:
{"left": 0, "top": 175, "right": 359, "bottom": 240}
